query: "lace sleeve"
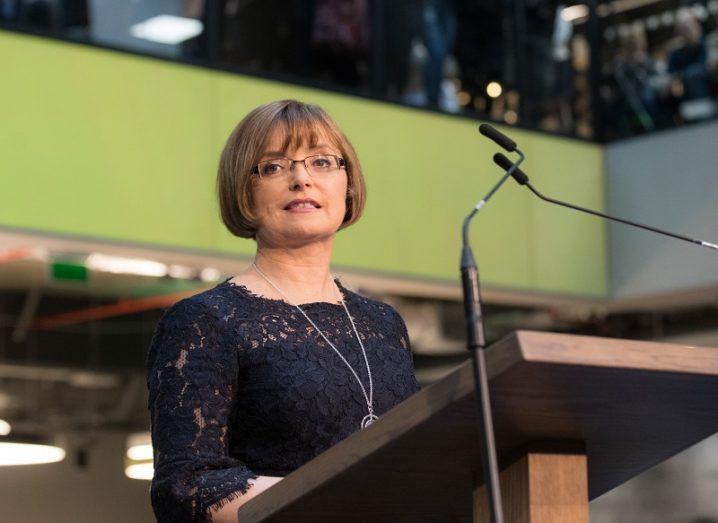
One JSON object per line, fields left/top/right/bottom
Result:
{"left": 390, "top": 306, "right": 422, "bottom": 393}
{"left": 146, "top": 298, "right": 259, "bottom": 523}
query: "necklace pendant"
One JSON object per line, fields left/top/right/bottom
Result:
{"left": 361, "top": 413, "right": 378, "bottom": 429}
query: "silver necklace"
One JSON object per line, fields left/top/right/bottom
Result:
{"left": 250, "top": 262, "right": 378, "bottom": 430}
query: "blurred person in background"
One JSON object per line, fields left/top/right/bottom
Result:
{"left": 421, "top": 0, "right": 457, "bottom": 107}
{"left": 0, "top": 0, "right": 21, "bottom": 22}
{"left": 311, "top": 0, "right": 369, "bottom": 88}
{"left": 383, "top": 0, "right": 458, "bottom": 110}
{"left": 402, "top": 36, "right": 430, "bottom": 106}
{"left": 667, "top": 10, "right": 712, "bottom": 114}
{"left": 522, "top": 0, "right": 557, "bottom": 129}
{"left": 606, "top": 23, "right": 671, "bottom": 136}
{"left": 706, "top": 12, "right": 718, "bottom": 95}
{"left": 438, "top": 54, "right": 461, "bottom": 112}
{"left": 544, "top": 2, "right": 574, "bottom": 133}
{"left": 383, "top": 0, "right": 424, "bottom": 101}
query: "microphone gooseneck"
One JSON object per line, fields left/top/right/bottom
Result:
{"left": 463, "top": 131, "right": 526, "bottom": 248}
{"left": 456, "top": 123, "right": 523, "bottom": 523}
{"left": 491, "top": 154, "right": 718, "bottom": 251}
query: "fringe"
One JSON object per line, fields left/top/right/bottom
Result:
{"left": 203, "top": 475, "right": 259, "bottom": 522}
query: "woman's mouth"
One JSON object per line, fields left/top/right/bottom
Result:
{"left": 284, "top": 200, "right": 322, "bottom": 212}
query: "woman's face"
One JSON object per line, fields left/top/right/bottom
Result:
{"left": 251, "top": 128, "right": 349, "bottom": 247}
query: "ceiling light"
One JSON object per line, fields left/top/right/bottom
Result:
{"left": 0, "top": 434, "right": 66, "bottom": 466}
{"left": 126, "top": 432, "right": 153, "bottom": 461}
{"left": 200, "top": 267, "right": 222, "bottom": 282}
{"left": 86, "top": 253, "right": 168, "bottom": 277}
{"left": 129, "top": 15, "right": 204, "bottom": 45}
{"left": 561, "top": 5, "right": 589, "bottom": 23}
{"left": 504, "top": 110, "right": 518, "bottom": 125}
{"left": 0, "top": 419, "right": 10, "bottom": 436}
{"left": 168, "top": 264, "right": 196, "bottom": 279}
{"left": 125, "top": 462, "right": 154, "bottom": 480}
{"left": 486, "top": 82, "right": 503, "bottom": 99}
{"left": 125, "top": 432, "right": 153, "bottom": 480}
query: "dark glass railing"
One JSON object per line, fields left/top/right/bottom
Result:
{"left": 2, "top": 0, "right": 717, "bottom": 142}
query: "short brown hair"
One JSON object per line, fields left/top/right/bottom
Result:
{"left": 217, "top": 100, "right": 366, "bottom": 240}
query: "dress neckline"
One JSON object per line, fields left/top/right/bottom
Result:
{"left": 221, "top": 276, "right": 351, "bottom": 308}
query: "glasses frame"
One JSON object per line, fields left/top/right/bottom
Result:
{"left": 250, "top": 154, "right": 346, "bottom": 179}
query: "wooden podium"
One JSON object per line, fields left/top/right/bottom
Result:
{"left": 236, "top": 331, "right": 718, "bottom": 522}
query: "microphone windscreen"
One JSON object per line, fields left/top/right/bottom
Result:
{"left": 479, "top": 123, "right": 517, "bottom": 152}
{"left": 493, "top": 153, "right": 530, "bottom": 185}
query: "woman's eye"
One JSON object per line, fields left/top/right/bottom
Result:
{"left": 312, "top": 157, "right": 331, "bottom": 168}
{"left": 262, "top": 163, "right": 282, "bottom": 174}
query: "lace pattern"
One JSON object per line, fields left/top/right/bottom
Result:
{"left": 146, "top": 277, "right": 421, "bottom": 522}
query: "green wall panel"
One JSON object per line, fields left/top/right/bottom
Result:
{"left": 0, "top": 30, "right": 607, "bottom": 296}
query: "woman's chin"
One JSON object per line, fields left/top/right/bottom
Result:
{"left": 284, "top": 223, "right": 339, "bottom": 242}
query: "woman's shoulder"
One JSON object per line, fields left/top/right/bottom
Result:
{"left": 339, "top": 280, "right": 405, "bottom": 324}
{"left": 156, "top": 281, "right": 242, "bottom": 329}
{"left": 341, "top": 281, "right": 411, "bottom": 350}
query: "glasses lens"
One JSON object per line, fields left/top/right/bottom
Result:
{"left": 258, "top": 158, "right": 290, "bottom": 177}
{"left": 306, "top": 155, "right": 341, "bottom": 175}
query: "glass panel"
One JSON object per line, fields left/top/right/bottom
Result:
{"left": 2, "top": 0, "right": 717, "bottom": 140}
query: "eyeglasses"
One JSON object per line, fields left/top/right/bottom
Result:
{"left": 251, "top": 154, "right": 346, "bottom": 179}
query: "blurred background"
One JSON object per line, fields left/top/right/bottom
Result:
{"left": 0, "top": 0, "right": 717, "bottom": 521}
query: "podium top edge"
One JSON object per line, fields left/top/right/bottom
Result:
{"left": 490, "top": 330, "right": 718, "bottom": 377}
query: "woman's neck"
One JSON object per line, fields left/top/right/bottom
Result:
{"left": 234, "top": 240, "right": 340, "bottom": 304}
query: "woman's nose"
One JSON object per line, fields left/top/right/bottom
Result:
{"left": 288, "top": 161, "right": 312, "bottom": 186}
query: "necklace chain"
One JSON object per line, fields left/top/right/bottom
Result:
{"left": 249, "top": 263, "right": 378, "bottom": 429}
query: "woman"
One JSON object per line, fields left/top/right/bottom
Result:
{"left": 146, "top": 99, "right": 422, "bottom": 523}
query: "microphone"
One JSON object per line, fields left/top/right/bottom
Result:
{"left": 479, "top": 123, "right": 517, "bottom": 152}
{"left": 466, "top": 126, "right": 526, "bottom": 226}
{"left": 493, "top": 153, "right": 529, "bottom": 185}
{"left": 493, "top": 153, "right": 718, "bottom": 251}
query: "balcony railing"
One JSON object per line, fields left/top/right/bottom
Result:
{"left": 2, "top": 0, "right": 717, "bottom": 142}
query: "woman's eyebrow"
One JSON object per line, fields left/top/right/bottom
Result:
{"left": 261, "top": 144, "right": 334, "bottom": 159}
{"left": 261, "top": 150, "right": 285, "bottom": 158}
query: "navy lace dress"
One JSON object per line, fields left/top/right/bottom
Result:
{"left": 146, "top": 276, "right": 422, "bottom": 522}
